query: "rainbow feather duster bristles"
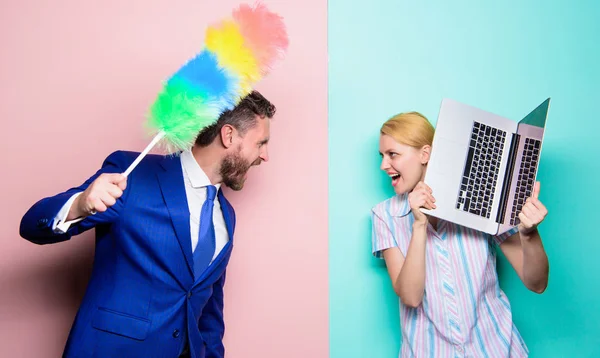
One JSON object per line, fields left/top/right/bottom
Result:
{"left": 122, "top": 2, "right": 289, "bottom": 177}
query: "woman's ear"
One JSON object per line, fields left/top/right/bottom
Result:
{"left": 420, "top": 145, "right": 432, "bottom": 165}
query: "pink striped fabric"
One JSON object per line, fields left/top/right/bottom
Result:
{"left": 371, "top": 193, "right": 529, "bottom": 358}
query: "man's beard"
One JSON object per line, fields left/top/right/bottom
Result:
{"left": 220, "top": 148, "right": 258, "bottom": 191}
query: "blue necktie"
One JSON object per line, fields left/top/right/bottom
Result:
{"left": 193, "top": 185, "right": 217, "bottom": 279}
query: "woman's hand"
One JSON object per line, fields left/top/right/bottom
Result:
{"left": 408, "top": 181, "right": 436, "bottom": 224}
{"left": 518, "top": 181, "right": 548, "bottom": 237}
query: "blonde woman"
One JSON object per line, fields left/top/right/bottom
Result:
{"left": 371, "top": 112, "right": 549, "bottom": 357}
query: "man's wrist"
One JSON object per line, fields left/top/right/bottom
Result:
{"left": 66, "top": 195, "right": 83, "bottom": 221}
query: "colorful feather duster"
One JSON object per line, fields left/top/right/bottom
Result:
{"left": 122, "top": 2, "right": 289, "bottom": 177}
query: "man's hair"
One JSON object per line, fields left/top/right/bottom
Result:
{"left": 195, "top": 90, "right": 276, "bottom": 147}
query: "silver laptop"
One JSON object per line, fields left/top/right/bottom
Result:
{"left": 422, "top": 98, "right": 550, "bottom": 235}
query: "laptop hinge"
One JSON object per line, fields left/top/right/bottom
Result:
{"left": 496, "top": 133, "right": 520, "bottom": 224}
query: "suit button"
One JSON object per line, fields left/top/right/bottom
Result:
{"left": 37, "top": 218, "right": 48, "bottom": 228}
{"left": 187, "top": 292, "right": 192, "bottom": 299}
{"left": 172, "top": 329, "right": 180, "bottom": 338}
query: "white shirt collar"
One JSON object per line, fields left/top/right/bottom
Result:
{"left": 180, "top": 149, "right": 221, "bottom": 192}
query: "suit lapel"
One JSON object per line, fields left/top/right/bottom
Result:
{"left": 156, "top": 155, "right": 194, "bottom": 277}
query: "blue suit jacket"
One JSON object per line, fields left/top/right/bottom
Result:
{"left": 20, "top": 151, "right": 235, "bottom": 358}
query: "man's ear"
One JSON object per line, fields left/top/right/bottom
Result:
{"left": 220, "top": 124, "right": 235, "bottom": 149}
{"left": 420, "top": 145, "right": 432, "bottom": 165}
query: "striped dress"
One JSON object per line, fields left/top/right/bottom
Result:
{"left": 371, "top": 193, "right": 529, "bottom": 358}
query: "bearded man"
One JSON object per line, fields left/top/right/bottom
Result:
{"left": 20, "top": 90, "right": 276, "bottom": 358}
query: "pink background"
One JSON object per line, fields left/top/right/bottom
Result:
{"left": 0, "top": 1, "right": 327, "bottom": 357}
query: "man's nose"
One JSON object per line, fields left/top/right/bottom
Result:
{"left": 260, "top": 147, "right": 269, "bottom": 162}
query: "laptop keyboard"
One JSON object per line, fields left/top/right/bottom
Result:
{"left": 456, "top": 121, "right": 507, "bottom": 219}
{"left": 510, "top": 137, "right": 541, "bottom": 225}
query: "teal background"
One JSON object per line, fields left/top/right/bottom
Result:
{"left": 328, "top": 0, "right": 600, "bottom": 357}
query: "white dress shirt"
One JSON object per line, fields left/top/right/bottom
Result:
{"left": 179, "top": 149, "right": 228, "bottom": 262}
{"left": 53, "top": 149, "right": 229, "bottom": 263}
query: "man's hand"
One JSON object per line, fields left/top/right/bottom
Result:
{"left": 67, "top": 173, "right": 127, "bottom": 220}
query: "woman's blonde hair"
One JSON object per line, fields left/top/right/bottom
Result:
{"left": 380, "top": 111, "right": 435, "bottom": 149}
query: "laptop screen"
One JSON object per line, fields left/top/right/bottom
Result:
{"left": 518, "top": 98, "right": 550, "bottom": 129}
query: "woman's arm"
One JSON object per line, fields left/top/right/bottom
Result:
{"left": 383, "top": 221, "right": 428, "bottom": 307}
{"left": 500, "top": 181, "right": 549, "bottom": 293}
{"left": 382, "top": 181, "right": 435, "bottom": 308}
{"left": 500, "top": 230, "right": 549, "bottom": 293}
